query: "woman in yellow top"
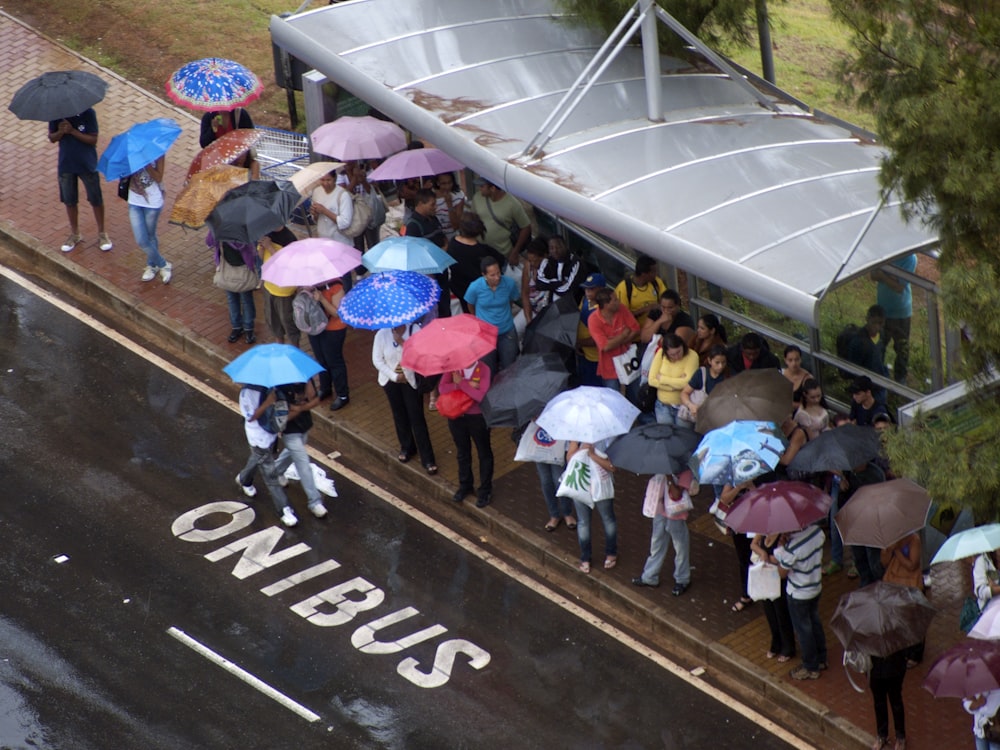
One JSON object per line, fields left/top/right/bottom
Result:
{"left": 648, "top": 333, "right": 701, "bottom": 426}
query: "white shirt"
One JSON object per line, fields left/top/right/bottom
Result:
{"left": 311, "top": 185, "right": 354, "bottom": 245}
{"left": 239, "top": 387, "right": 277, "bottom": 448}
{"left": 127, "top": 165, "right": 164, "bottom": 209}
{"left": 372, "top": 326, "right": 418, "bottom": 388}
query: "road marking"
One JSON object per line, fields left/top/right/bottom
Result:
{"left": 3, "top": 266, "right": 811, "bottom": 748}
{"left": 167, "top": 627, "right": 320, "bottom": 723}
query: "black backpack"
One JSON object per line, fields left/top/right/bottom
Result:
{"left": 836, "top": 323, "right": 862, "bottom": 360}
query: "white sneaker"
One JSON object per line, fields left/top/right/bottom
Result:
{"left": 61, "top": 233, "right": 82, "bottom": 252}
{"left": 160, "top": 262, "right": 173, "bottom": 284}
{"left": 281, "top": 506, "right": 299, "bottom": 527}
{"left": 141, "top": 266, "right": 157, "bottom": 282}
{"left": 98, "top": 232, "right": 113, "bottom": 251}
{"left": 236, "top": 474, "right": 256, "bottom": 498}
{"left": 309, "top": 501, "right": 328, "bottom": 518}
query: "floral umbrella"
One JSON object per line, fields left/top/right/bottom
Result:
{"left": 339, "top": 271, "right": 441, "bottom": 330}
{"left": 166, "top": 58, "right": 262, "bottom": 111}
{"left": 186, "top": 128, "right": 263, "bottom": 180}
{"left": 169, "top": 164, "right": 250, "bottom": 230}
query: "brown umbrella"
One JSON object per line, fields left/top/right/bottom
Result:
{"left": 831, "top": 581, "right": 936, "bottom": 657}
{"left": 169, "top": 164, "right": 249, "bottom": 229}
{"left": 835, "top": 477, "right": 932, "bottom": 548}
{"left": 694, "top": 369, "right": 793, "bottom": 434}
{"left": 186, "top": 128, "right": 263, "bottom": 179}
{"left": 289, "top": 160, "right": 344, "bottom": 198}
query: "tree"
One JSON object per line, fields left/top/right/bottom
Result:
{"left": 554, "top": 0, "right": 768, "bottom": 54}
{"left": 830, "top": 0, "right": 1000, "bottom": 514}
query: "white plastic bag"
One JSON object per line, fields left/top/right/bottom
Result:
{"left": 747, "top": 561, "right": 781, "bottom": 601}
{"left": 557, "top": 451, "right": 594, "bottom": 506}
{"left": 612, "top": 343, "right": 641, "bottom": 385}
{"left": 514, "top": 420, "right": 566, "bottom": 465}
{"left": 284, "top": 462, "right": 338, "bottom": 497}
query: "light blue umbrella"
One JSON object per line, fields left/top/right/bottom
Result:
{"left": 362, "top": 236, "right": 456, "bottom": 274}
{"left": 338, "top": 271, "right": 440, "bottom": 330}
{"left": 97, "top": 118, "right": 182, "bottom": 180}
{"left": 930, "top": 523, "right": 1000, "bottom": 565}
{"left": 688, "top": 420, "right": 787, "bottom": 486}
{"left": 223, "top": 344, "right": 324, "bottom": 388}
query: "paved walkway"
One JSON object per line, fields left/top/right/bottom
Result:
{"left": 0, "top": 13, "right": 974, "bottom": 749}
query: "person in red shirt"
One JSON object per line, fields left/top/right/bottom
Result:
{"left": 587, "top": 288, "right": 640, "bottom": 404}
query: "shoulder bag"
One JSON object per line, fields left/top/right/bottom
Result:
{"left": 213, "top": 256, "right": 259, "bottom": 293}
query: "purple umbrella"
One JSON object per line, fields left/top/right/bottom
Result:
{"left": 367, "top": 148, "right": 464, "bottom": 181}
{"left": 923, "top": 639, "right": 1000, "bottom": 698}
{"left": 724, "top": 480, "right": 832, "bottom": 535}
{"left": 310, "top": 116, "right": 407, "bottom": 160}
{"left": 260, "top": 237, "right": 362, "bottom": 287}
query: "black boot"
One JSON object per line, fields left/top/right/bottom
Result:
{"left": 227, "top": 328, "right": 241, "bottom": 343}
{"left": 244, "top": 330, "right": 256, "bottom": 344}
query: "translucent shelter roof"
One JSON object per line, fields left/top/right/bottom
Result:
{"left": 271, "top": 0, "right": 938, "bottom": 325}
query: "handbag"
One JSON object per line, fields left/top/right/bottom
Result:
{"left": 514, "top": 420, "right": 566, "bottom": 465}
{"left": 639, "top": 334, "right": 661, "bottom": 384}
{"left": 435, "top": 389, "right": 475, "bottom": 419}
{"left": 663, "top": 482, "right": 693, "bottom": 518}
{"left": 747, "top": 561, "right": 781, "bottom": 601}
{"left": 636, "top": 383, "right": 657, "bottom": 413}
{"left": 677, "top": 366, "right": 708, "bottom": 423}
{"left": 612, "top": 343, "right": 641, "bottom": 385}
{"left": 961, "top": 596, "right": 983, "bottom": 634}
{"left": 213, "top": 256, "right": 259, "bottom": 293}
{"left": 117, "top": 176, "right": 130, "bottom": 200}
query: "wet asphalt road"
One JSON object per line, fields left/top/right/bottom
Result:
{"left": 0, "top": 275, "right": 797, "bottom": 749}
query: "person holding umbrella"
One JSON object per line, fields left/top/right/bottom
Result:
{"left": 207, "top": 231, "right": 260, "bottom": 344}
{"left": 439, "top": 359, "right": 493, "bottom": 506}
{"left": 312, "top": 276, "right": 351, "bottom": 411}
{"left": 49, "top": 107, "right": 112, "bottom": 254}
{"left": 963, "top": 690, "right": 1000, "bottom": 750}
{"left": 125, "top": 154, "right": 172, "bottom": 283}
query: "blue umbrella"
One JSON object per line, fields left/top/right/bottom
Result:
{"left": 339, "top": 271, "right": 440, "bottom": 330}
{"left": 97, "top": 118, "right": 182, "bottom": 180}
{"left": 688, "top": 420, "right": 788, "bottom": 486}
{"left": 223, "top": 344, "right": 324, "bottom": 388}
{"left": 362, "top": 236, "right": 456, "bottom": 274}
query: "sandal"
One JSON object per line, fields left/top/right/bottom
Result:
{"left": 731, "top": 597, "right": 753, "bottom": 613}
{"left": 578, "top": 561, "right": 591, "bottom": 574}
{"left": 766, "top": 651, "right": 776, "bottom": 659}
{"left": 423, "top": 463, "right": 438, "bottom": 475}
{"left": 428, "top": 396, "right": 438, "bottom": 412}
{"left": 565, "top": 516, "right": 577, "bottom": 530}
{"left": 777, "top": 654, "right": 791, "bottom": 663}
{"left": 604, "top": 555, "right": 617, "bottom": 570}
{"left": 544, "top": 518, "right": 560, "bottom": 532}
{"left": 397, "top": 452, "right": 413, "bottom": 463}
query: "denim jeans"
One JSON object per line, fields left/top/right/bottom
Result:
{"left": 536, "top": 461, "right": 572, "bottom": 519}
{"left": 786, "top": 594, "right": 827, "bottom": 671}
{"left": 238, "top": 443, "right": 289, "bottom": 514}
{"left": 275, "top": 431, "right": 321, "bottom": 506}
{"left": 128, "top": 204, "right": 165, "bottom": 268}
{"left": 601, "top": 376, "right": 640, "bottom": 407}
{"left": 639, "top": 514, "right": 690, "bottom": 585}
{"left": 573, "top": 498, "right": 617, "bottom": 563}
{"left": 975, "top": 737, "right": 1000, "bottom": 750}
{"left": 654, "top": 400, "right": 687, "bottom": 426}
{"left": 226, "top": 290, "right": 256, "bottom": 331}
{"left": 828, "top": 481, "right": 843, "bottom": 566}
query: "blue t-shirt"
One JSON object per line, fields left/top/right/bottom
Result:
{"left": 464, "top": 275, "right": 519, "bottom": 333}
{"left": 687, "top": 367, "right": 725, "bottom": 394}
{"left": 49, "top": 109, "right": 99, "bottom": 174}
{"left": 876, "top": 254, "right": 917, "bottom": 319}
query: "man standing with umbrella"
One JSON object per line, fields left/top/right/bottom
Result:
{"left": 49, "top": 107, "right": 112, "bottom": 253}
{"left": 767, "top": 523, "right": 828, "bottom": 680}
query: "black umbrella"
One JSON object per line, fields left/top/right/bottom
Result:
{"left": 521, "top": 295, "right": 579, "bottom": 354}
{"left": 830, "top": 581, "right": 936, "bottom": 658}
{"left": 9, "top": 70, "right": 108, "bottom": 121}
{"left": 606, "top": 422, "right": 702, "bottom": 475}
{"left": 786, "top": 424, "right": 881, "bottom": 473}
{"left": 480, "top": 353, "right": 569, "bottom": 428}
{"left": 206, "top": 180, "right": 299, "bottom": 246}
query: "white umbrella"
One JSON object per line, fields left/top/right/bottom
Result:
{"left": 536, "top": 386, "right": 640, "bottom": 444}
{"left": 970, "top": 598, "right": 1000, "bottom": 640}
{"left": 931, "top": 523, "right": 1000, "bottom": 565}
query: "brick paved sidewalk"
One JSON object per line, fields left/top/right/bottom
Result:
{"left": 0, "top": 13, "right": 975, "bottom": 750}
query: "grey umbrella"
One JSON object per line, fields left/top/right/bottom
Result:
{"left": 521, "top": 294, "right": 579, "bottom": 354}
{"left": 606, "top": 422, "right": 702, "bottom": 475}
{"left": 9, "top": 71, "right": 108, "bottom": 121}
{"left": 206, "top": 180, "right": 300, "bottom": 246}
{"left": 480, "top": 353, "right": 569, "bottom": 428}
{"left": 786, "top": 424, "right": 881, "bottom": 473}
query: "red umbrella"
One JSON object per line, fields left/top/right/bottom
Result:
{"left": 923, "top": 639, "right": 1000, "bottom": 698}
{"left": 186, "top": 128, "right": 263, "bottom": 179}
{"left": 400, "top": 314, "right": 498, "bottom": 375}
{"left": 724, "top": 480, "right": 832, "bottom": 535}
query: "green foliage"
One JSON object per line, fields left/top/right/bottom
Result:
{"left": 831, "top": 0, "right": 1000, "bottom": 512}
{"left": 553, "top": 0, "right": 766, "bottom": 53}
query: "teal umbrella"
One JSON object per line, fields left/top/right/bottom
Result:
{"left": 223, "top": 344, "right": 323, "bottom": 388}
{"left": 362, "top": 236, "right": 456, "bottom": 274}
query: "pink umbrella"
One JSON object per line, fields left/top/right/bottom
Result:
{"left": 310, "top": 116, "right": 407, "bottom": 160}
{"left": 367, "top": 148, "right": 464, "bottom": 181}
{"left": 260, "top": 238, "right": 362, "bottom": 288}
{"left": 400, "top": 314, "right": 498, "bottom": 375}
{"left": 923, "top": 639, "right": 1000, "bottom": 698}
{"left": 723, "top": 481, "right": 832, "bottom": 535}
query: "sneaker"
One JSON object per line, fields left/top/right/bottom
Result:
{"left": 236, "top": 474, "right": 256, "bottom": 498}
{"left": 61, "top": 233, "right": 82, "bottom": 252}
{"left": 330, "top": 396, "right": 349, "bottom": 412}
{"left": 309, "top": 501, "right": 328, "bottom": 518}
{"left": 160, "top": 262, "right": 173, "bottom": 284}
{"left": 98, "top": 232, "right": 113, "bottom": 251}
{"left": 280, "top": 506, "right": 299, "bottom": 527}
{"left": 823, "top": 561, "right": 842, "bottom": 576}
{"left": 672, "top": 582, "right": 689, "bottom": 597}
{"left": 141, "top": 266, "right": 157, "bottom": 282}
{"left": 789, "top": 666, "right": 820, "bottom": 681}
{"left": 475, "top": 491, "right": 492, "bottom": 508}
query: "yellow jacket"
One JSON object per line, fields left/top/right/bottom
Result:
{"left": 648, "top": 347, "right": 700, "bottom": 405}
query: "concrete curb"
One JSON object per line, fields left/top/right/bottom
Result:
{"left": 0, "top": 224, "right": 872, "bottom": 749}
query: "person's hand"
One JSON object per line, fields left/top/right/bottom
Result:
{"left": 688, "top": 404, "right": 698, "bottom": 417}
{"left": 311, "top": 289, "right": 322, "bottom": 302}
{"left": 452, "top": 372, "right": 463, "bottom": 384}
{"left": 969, "top": 694, "right": 987, "bottom": 710}
{"left": 57, "top": 120, "right": 72, "bottom": 134}
{"left": 396, "top": 373, "right": 406, "bottom": 383}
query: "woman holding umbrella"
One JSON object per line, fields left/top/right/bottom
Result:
{"left": 565, "top": 440, "right": 618, "bottom": 573}
{"left": 125, "top": 154, "right": 172, "bottom": 283}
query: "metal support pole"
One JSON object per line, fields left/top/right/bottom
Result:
{"left": 639, "top": 0, "right": 663, "bottom": 122}
{"left": 755, "top": 0, "right": 775, "bottom": 84}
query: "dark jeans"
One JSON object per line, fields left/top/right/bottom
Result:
{"left": 787, "top": 594, "right": 828, "bottom": 672}
{"left": 238, "top": 443, "right": 289, "bottom": 515}
{"left": 576, "top": 355, "right": 601, "bottom": 387}
{"left": 226, "top": 290, "right": 256, "bottom": 332}
{"left": 309, "top": 327, "right": 348, "bottom": 400}
{"left": 870, "top": 662, "right": 906, "bottom": 740}
{"left": 883, "top": 315, "right": 911, "bottom": 383}
{"left": 536, "top": 461, "right": 573, "bottom": 519}
{"left": 573, "top": 498, "right": 617, "bottom": 563}
{"left": 383, "top": 380, "right": 435, "bottom": 466}
{"left": 762, "top": 583, "right": 796, "bottom": 658}
{"left": 731, "top": 530, "right": 753, "bottom": 599}
{"left": 851, "top": 545, "right": 884, "bottom": 587}
{"left": 447, "top": 413, "right": 493, "bottom": 494}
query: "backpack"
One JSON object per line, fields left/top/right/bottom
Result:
{"left": 293, "top": 289, "right": 328, "bottom": 335}
{"left": 836, "top": 323, "right": 862, "bottom": 360}
{"left": 340, "top": 187, "right": 372, "bottom": 239}
{"left": 245, "top": 386, "right": 289, "bottom": 435}
{"left": 366, "top": 187, "right": 387, "bottom": 231}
